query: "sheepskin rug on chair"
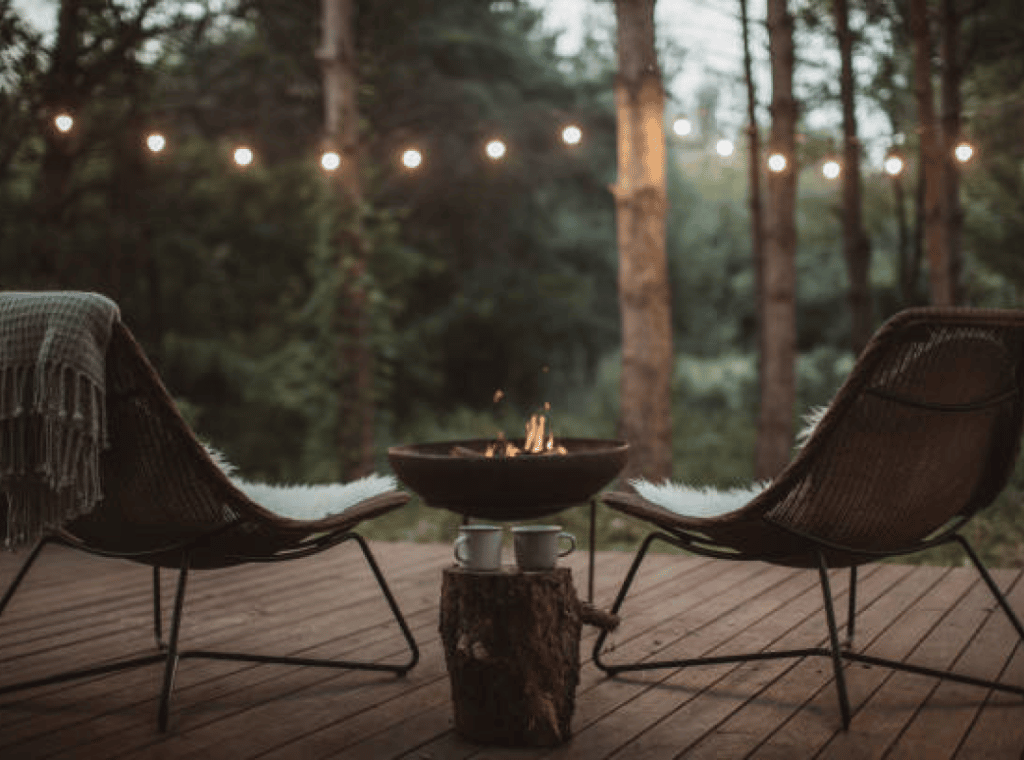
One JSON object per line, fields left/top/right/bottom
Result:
{"left": 629, "top": 405, "right": 827, "bottom": 519}
{"left": 206, "top": 446, "right": 397, "bottom": 521}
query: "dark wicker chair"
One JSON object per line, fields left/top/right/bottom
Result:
{"left": 595, "top": 307, "right": 1024, "bottom": 728}
{"left": 0, "top": 314, "right": 419, "bottom": 731}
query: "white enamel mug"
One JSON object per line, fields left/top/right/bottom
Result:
{"left": 512, "top": 525, "right": 575, "bottom": 571}
{"left": 453, "top": 524, "right": 503, "bottom": 571}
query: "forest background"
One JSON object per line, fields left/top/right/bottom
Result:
{"left": 3, "top": 0, "right": 1024, "bottom": 565}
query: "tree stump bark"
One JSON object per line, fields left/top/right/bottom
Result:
{"left": 439, "top": 566, "right": 589, "bottom": 746}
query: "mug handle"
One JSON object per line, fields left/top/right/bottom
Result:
{"left": 454, "top": 536, "right": 469, "bottom": 564}
{"left": 557, "top": 532, "right": 576, "bottom": 558}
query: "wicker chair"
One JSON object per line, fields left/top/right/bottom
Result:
{"left": 595, "top": 307, "right": 1024, "bottom": 728}
{"left": 0, "top": 312, "right": 419, "bottom": 731}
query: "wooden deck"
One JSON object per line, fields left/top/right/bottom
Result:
{"left": 1, "top": 539, "right": 1022, "bottom": 759}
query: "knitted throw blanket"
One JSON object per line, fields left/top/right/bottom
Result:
{"left": 1, "top": 292, "right": 120, "bottom": 549}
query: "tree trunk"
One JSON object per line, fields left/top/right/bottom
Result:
{"left": 756, "top": 0, "right": 799, "bottom": 480}
{"left": 318, "top": 0, "right": 374, "bottom": 479}
{"left": 740, "top": 0, "right": 766, "bottom": 420}
{"left": 892, "top": 170, "right": 915, "bottom": 305}
{"left": 910, "top": 0, "right": 953, "bottom": 306}
{"left": 834, "top": 0, "right": 873, "bottom": 355}
{"left": 106, "top": 60, "right": 145, "bottom": 303}
{"left": 29, "top": 0, "right": 82, "bottom": 287}
{"left": 612, "top": 0, "right": 672, "bottom": 481}
{"left": 940, "top": 0, "right": 963, "bottom": 304}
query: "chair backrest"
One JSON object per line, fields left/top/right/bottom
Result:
{"left": 764, "top": 308, "right": 1024, "bottom": 556}
{"left": 63, "top": 321, "right": 261, "bottom": 558}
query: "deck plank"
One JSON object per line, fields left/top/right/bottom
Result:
{"left": 1, "top": 541, "right": 1022, "bottom": 760}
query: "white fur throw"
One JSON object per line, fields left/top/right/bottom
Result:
{"left": 631, "top": 479, "right": 767, "bottom": 518}
{"left": 206, "top": 447, "right": 397, "bottom": 522}
{"left": 630, "top": 402, "right": 829, "bottom": 519}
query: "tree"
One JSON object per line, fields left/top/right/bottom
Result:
{"left": 15, "top": 0, "right": 197, "bottom": 289}
{"left": 940, "top": 0, "right": 963, "bottom": 304}
{"left": 318, "top": 0, "right": 373, "bottom": 479}
{"left": 740, "top": 0, "right": 766, "bottom": 408}
{"left": 861, "top": 1, "right": 923, "bottom": 307}
{"left": 756, "top": 0, "right": 799, "bottom": 479}
{"left": 834, "top": 0, "right": 873, "bottom": 354}
{"left": 956, "top": 0, "right": 1024, "bottom": 296}
{"left": 612, "top": 0, "right": 672, "bottom": 480}
{"left": 910, "top": 0, "right": 954, "bottom": 305}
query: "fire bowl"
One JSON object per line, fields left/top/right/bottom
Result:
{"left": 387, "top": 438, "right": 629, "bottom": 520}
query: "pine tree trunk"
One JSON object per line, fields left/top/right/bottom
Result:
{"left": 612, "top": 0, "right": 672, "bottom": 481}
{"left": 318, "top": 0, "right": 374, "bottom": 478}
{"left": 756, "top": 0, "right": 798, "bottom": 479}
{"left": 910, "top": 0, "right": 953, "bottom": 306}
{"left": 940, "top": 0, "right": 963, "bottom": 304}
{"left": 835, "top": 0, "right": 873, "bottom": 355}
{"left": 740, "top": 0, "right": 766, "bottom": 417}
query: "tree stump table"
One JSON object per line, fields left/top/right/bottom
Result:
{"left": 439, "top": 565, "right": 617, "bottom": 747}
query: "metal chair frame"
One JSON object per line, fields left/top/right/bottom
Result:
{"left": 593, "top": 521, "right": 1024, "bottom": 730}
{"left": 0, "top": 522, "right": 419, "bottom": 731}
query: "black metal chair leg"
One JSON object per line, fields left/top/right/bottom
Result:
{"left": 174, "top": 533, "right": 418, "bottom": 679}
{"left": 349, "top": 534, "right": 420, "bottom": 674}
{"left": 152, "top": 566, "right": 166, "bottom": 649}
{"left": 846, "top": 565, "right": 858, "bottom": 645}
{"left": 816, "top": 551, "right": 852, "bottom": 729}
{"left": 587, "top": 529, "right": 1023, "bottom": 732}
{"left": 158, "top": 554, "right": 191, "bottom": 732}
{"left": 593, "top": 531, "right": 669, "bottom": 674}
{"left": 589, "top": 498, "right": 597, "bottom": 604}
{"left": 956, "top": 535, "right": 1024, "bottom": 642}
{"left": 0, "top": 537, "right": 52, "bottom": 617}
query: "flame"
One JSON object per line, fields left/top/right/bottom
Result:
{"left": 524, "top": 414, "right": 545, "bottom": 453}
{"left": 483, "top": 399, "right": 566, "bottom": 458}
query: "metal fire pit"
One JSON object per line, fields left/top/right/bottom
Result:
{"left": 387, "top": 438, "right": 629, "bottom": 520}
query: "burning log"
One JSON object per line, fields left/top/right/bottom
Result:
{"left": 461, "top": 403, "right": 570, "bottom": 459}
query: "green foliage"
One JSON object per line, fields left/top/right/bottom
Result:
{"left": 3, "top": 0, "right": 1024, "bottom": 565}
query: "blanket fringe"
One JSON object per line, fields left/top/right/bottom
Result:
{"left": 1, "top": 364, "right": 107, "bottom": 548}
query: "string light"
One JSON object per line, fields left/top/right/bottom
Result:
{"left": 883, "top": 154, "right": 905, "bottom": 177}
{"left": 954, "top": 141, "right": 975, "bottom": 163}
{"left": 53, "top": 114, "right": 781, "bottom": 175}
{"left": 672, "top": 117, "right": 692, "bottom": 137}
{"left": 768, "top": 153, "right": 787, "bottom": 172}
{"left": 822, "top": 159, "right": 841, "bottom": 180}
{"left": 485, "top": 139, "right": 506, "bottom": 161}
{"left": 402, "top": 148, "right": 423, "bottom": 169}
{"left": 320, "top": 150, "right": 341, "bottom": 171}
{"left": 561, "top": 125, "right": 582, "bottom": 145}
{"left": 233, "top": 146, "right": 254, "bottom": 167}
